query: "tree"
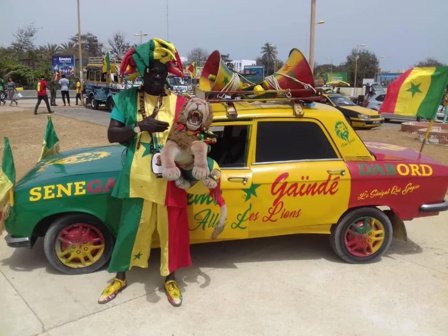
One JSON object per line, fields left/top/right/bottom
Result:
{"left": 60, "top": 42, "right": 77, "bottom": 54}
{"left": 10, "top": 23, "right": 39, "bottom": 54}
{"left": 221, "top": 53, "right": 233, "bottom": 71}
{"left": 343, "top": 49, "right": 378, "bottom": 87}
{"left": 186, "top": 48, "right": 209, "bottom": 67}
{"left": 69, "top": 32, "right": 103, "bottom": 57}
{"left": 39, "top": 44, "right": 62, "bottom": 57}
{"left": 260, "top": 43, "right": 278, "bottom": 76}
{"left": 108, "top": 32, "right": 131, "bottom": 59}
{"left": 414, "top": 58, "right": 445, "bottom": 67}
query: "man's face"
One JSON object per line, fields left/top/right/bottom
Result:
{"left": 143, "top": 61, "right": 168, "bottom": 95}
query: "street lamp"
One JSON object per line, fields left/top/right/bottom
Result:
{"left": 134, "top": 31, "right": 148, "bottom": 45}
{"left": 309, "top": 0, "right": 325, "bottom": 73}
{"left": 379, "top": 55, "right": 386, "bottom": 72}
{"left": 353, "top": 43, "right": 366, "bottom": 97}
{"left": 327, "top": 57, "right": 333, "bottom": 77}
{"left": 77, "top": 0, "right": 83, "bottom": 105}
{"left": 377, "top": 55, "right": 386, "bottom": 83}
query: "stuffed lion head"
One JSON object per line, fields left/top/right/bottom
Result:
{"left": 178, "top": 97, "right": 213, "bottom": 131}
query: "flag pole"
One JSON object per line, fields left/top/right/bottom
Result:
{"left": 419, "top": 119, "right": 435, "bottom": 155}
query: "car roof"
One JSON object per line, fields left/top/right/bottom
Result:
{"left": 209, "top": 100, "right": 343, "bottom": 122}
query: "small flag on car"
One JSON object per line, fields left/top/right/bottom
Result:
{"left": 39, "top": 116, "right": 60, "bottom": 161}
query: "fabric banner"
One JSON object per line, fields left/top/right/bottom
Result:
{"left": 39, "top": 116, "right": 60, "bottom": 161}
{"left": 0, "top": 137, "right": 15, "bottom": 201}
{"left": 379, "top": 67, "right": 448, "bottom": 119}
{"left": 102, "top": 51, "right": 111, "bottom": 73}
{"left": 188, "top": 62, "right": 197, "bottom": 78}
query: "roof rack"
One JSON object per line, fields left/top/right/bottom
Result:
{"left": 194, "top": 88, "right": 325, "bottom": 120}
{"left": 88, "top": 57, "right": 121, "bottom": 64}
{"left": 194, "top": 88, "right": 325, "bottom": 104}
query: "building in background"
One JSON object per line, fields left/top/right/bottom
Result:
{"left": 231, "top": 59, "right": 256, "bottom": 74}
{"left": 374, "top": 72, "right": 405, "bottom": 88}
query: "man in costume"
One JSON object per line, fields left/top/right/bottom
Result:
{"left": 98, "top": 38, "right": 191, "bottom": 307}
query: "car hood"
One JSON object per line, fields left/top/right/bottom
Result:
{"left": 338, "top": 105, "right": 380, "bottom": 116}
{"left": 364, "top": 141, "right": 442, "bottom": 164}
{"left": 15, "top": 145, "right": 123, "bottom": 189}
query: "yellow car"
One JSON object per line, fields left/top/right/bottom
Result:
{"left": 322, "top": 93, "right": 384, "bottom": 129}
{"left": 3, "top": 94, "right": 448, "bottom": 274}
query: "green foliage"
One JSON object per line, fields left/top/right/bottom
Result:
{"left": 343, "top": 49, "right": 379, "bottom": 87}
{"left": 260, "top": 43, "right": 278, "bottom": 75}
{"left": 414, "top": 58, "right": 446, "bottom": 67}
{"left": 186, "top": 48, "right": 209, "bottom": 67}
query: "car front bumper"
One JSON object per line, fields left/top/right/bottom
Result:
{"left": 5, "top": 234, "right": 33, "bottom": 248}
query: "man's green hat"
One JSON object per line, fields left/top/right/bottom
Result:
{"left": 120, "top": 37, "right": 184, "bottom": 78}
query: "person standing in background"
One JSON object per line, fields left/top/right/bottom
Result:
{"left": 58, "top": 74, "right": 70, "bottom": 106}
{"left": 34, "top": 76, "right": 54, "bottom": 115}
{"left": 7, "top": 77, "right": 18, "bottom": 106}
{"left": 0, "top": 77, "right": 6, "bottom": 105}
{"left": 443, "top": 87, "right": 448, "bottom": 124}
{"left": 75, "top": 80, "right": 82, "bottom": 105}
{"left": 48, "top": 78, "right": 58, "bottom": 106}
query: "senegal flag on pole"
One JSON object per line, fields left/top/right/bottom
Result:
{"left": 188, "top": 62, "right": 197, "bottom": 78}
{"left": 379, "top": 67, "right": 448, "bottom": 119}
{"left": 0, "top": 137, "right": 15, "bottom": 202}
{"left": 102, "top": 51, "right": 111, "bottom": 73}
{"left": 39, "top": 116, "right": 60, "bottom": 161}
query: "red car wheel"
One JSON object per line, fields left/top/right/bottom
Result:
{"left": 44, "top": 214, "right": 114, "bottom": 274}
{"left": 330, "top": 208, "right": 393, "bottom": 264}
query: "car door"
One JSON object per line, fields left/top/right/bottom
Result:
{"left": 249, "top": 119, "right": 351, "bottom": 237}
{"left": 187, "top": 122, "right": 254, "bottom": 241}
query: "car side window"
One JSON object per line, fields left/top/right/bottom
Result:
{"left": 376, "top": 94, "right": 385, "bottom": 102}
{"left": 208, "top": 125, "right": 249, "bottom": 168}
{"left": 255, "top": 121, "right": 337, "bottom": 162}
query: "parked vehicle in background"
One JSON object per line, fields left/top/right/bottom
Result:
{"left": 83, "top": 57, "right": 125, "bottom": 112}
{"left": 380, "top": 105, "right": 443, "bottom": 123}
{"left": 322, "top": 93, "right": 384, "bottom": 129}
{"left": 167, "top": 75, "right": 192, "bottom": 95}
{"left": 366, "top": 93, "right": 385, "bottom": 111}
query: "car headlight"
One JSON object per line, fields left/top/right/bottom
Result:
{"left": 357, "top": 114, "right": 370, "bottom": 120}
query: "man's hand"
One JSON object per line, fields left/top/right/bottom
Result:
{"left": 138, "top": 118, "right": 169, "bottom": 133}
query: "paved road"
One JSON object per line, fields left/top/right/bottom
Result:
{"left": 1, "top": 99, "right": 447, "bottom": 336}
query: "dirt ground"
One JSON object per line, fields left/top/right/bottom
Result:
{"left": 1, "top": 108, "right": 448, "bottom": 180}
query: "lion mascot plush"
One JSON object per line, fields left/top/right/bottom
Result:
{"left": 160, "top": 97, "right": 216, "bottom": 180}
{"left": 160, "top": 97, "right": 225, "bottom": 239}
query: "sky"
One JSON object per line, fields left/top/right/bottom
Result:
{"left": 1, "top": 0, "right": 446, "bottom": 73}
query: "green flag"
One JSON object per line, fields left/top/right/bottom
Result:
{"left": 102, "top": 51, "right": 111, "bottom": 73}
{"left": 39, "top": 116, "right": 60, "bottom": 161}
{"left": 0, "top": 137, "right": 15, "bottom": 202}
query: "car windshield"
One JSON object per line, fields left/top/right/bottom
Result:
{"left": 330, "top": 95, "right": 356, "bottom": 106}
{"left": 168, "top": 77, "right": 185, "bottom": 86}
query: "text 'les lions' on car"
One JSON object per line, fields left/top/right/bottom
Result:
{"left": 322, "top": 93, "right": 384, "bottom": 129}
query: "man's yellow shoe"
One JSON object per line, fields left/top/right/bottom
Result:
{"left": 164, "top": 280, "right": 182, "bottom": 307}
{"left": 98, "top": 278, "right": 127, "bottom": 304}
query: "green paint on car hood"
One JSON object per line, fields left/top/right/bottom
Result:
{"left": 16, "top": 145, "right": 124, "bottom": 190}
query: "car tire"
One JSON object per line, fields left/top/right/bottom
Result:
{"left": 106, "top": 97, "right": 114, "bottom": 112}
{"left": 85, "top": 95, "right": 93, "bottom": 108}
{"left": 329, "top": 207, "right": 393, "bottom": 264}
{"left": 43, "top": 213, "right": 114, "bottom": 275}
{"left": 92, "top": 99, "right": 99, "bottom": 110}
